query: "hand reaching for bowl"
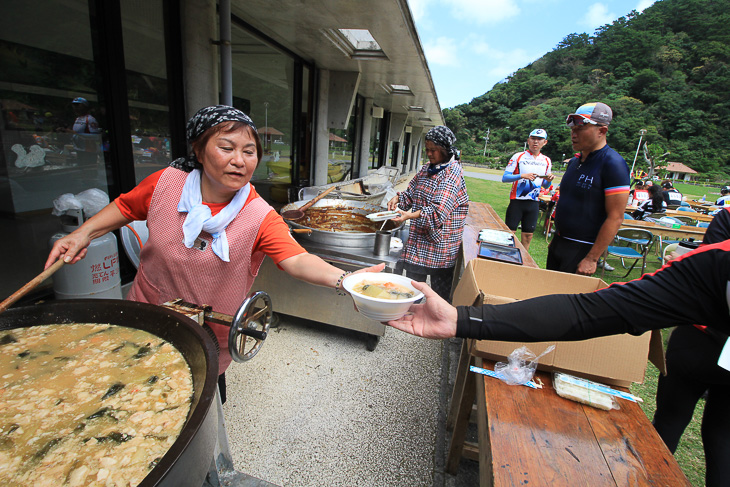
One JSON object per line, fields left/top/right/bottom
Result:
{"left": 387, "top": 280, "right": 458, "bottom": 339}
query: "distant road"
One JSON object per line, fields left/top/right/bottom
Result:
{"left": 463, "top": 170, "right": 502, "bottom": 182}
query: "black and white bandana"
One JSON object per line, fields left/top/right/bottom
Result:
{"left": 170, "top": 105, "right": 258, "bottom": 173}
{"left": 425, "top": 125, "right": 457, "bottom": 157}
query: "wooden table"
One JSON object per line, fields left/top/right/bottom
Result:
{"left": 626, "top": 206, "right": 714, "bottom": 223}
{"left": 447, "top": 203, "right": 690, "bottom": 486}
{"left": 686, "top": 199, "right": 719, "bottom": 212}
{"left": 621, "top": 218, "right": 706, "bottom": 241}
{"left": 474, "top": 362, "right": 690, "bottom": 486}
{"left": 462, "top": 202, "right": 537, "bottom": 269}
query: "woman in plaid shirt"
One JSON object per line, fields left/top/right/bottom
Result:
{"left": 387, "top": 126, "right": 469, "bottom": 301}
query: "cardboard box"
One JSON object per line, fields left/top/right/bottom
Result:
{"left": 453, "top": 258, "right": 665, "bottom": 387}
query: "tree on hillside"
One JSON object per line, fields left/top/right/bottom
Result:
{"left": 449, "top": 0, "right": 730, "bottom": 179}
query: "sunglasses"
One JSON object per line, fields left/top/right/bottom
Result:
{"left": 566, "top": 115, "right": 598, "bottom": 128}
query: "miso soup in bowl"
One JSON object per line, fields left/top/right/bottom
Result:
{"left": 342, "top": 272, "right": 424, "bottom": 321}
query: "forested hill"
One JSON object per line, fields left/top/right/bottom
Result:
{"left": 445, "top": 0, "right": 730, "bottom": 178}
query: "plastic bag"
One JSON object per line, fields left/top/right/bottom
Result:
{"left": 51, "top": 188, "right": 109, "bottom": 217}
{"left": 75, "top": 188, "right": 109, "bottom": 217}
{"left": 494, "top": 345, "right": 555, "bottom": 386}
{"left": 51, "top": 193, "right": 83, "bottom": 216}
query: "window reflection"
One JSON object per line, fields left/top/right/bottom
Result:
{"left": 0, "top": 0, "right": 109, "bottom": 299}
{"left": 231, "top": 24, "right": 294, "bottom": 204}
{"left": 121, "top": 0, "right": 172, "bottom": 184}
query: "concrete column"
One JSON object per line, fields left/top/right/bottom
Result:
{"left": 358, "top": 98, "right": 374, "bottom": 178}
{"left": 388, "top": 113, "right": 407, "bottom": 170}
{"left": 219, "top": 0, "right": 232, "bottom": 106}
{"left": 314, "top": 69, "right": 330, "bottom": 186}
{"left": 410, "top": 126, "right": 425, "bottom": 173}
{"left": 181, "top": 0, "right": 219, "bottom": 118}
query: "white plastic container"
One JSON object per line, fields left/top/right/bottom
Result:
{"left": 49, "top": 209, "right": 122, "bottom": 300}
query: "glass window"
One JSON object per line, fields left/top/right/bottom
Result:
{"left": 230, "top": 24, "right": 294, "bottom": 205}
{"left": 298, "top": 65, "right": 313, "bottom": 185}
{"left": 0, "top": 0, "right": 110, "bottom": 299}
{"left": 389, "top": 141, "right": 400, "bottom": 167}
{"left": 121, "top": 0, "right": 173, "bottom": 184}
{"left": 369, "top": 117, "right": 382, "bottom": 169}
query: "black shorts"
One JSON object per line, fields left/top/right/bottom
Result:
{"left": 505, "top": 199, "right": 540, "bottom": 233}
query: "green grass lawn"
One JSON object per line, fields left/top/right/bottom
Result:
{"left": 464, "top": 176, "right": 706, "bottom": 486}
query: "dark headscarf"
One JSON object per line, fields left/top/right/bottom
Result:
{"left": 425, "top": 125, "right": 457, "bottom": 158}
{"left": 170, "top": 105, "right": 258, "bottom": 172}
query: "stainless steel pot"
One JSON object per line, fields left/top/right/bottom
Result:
{"left": 0, "top": 299, "right": 219, "bottom": 487}
{"left": 281, "top": 199, "right": 404, "bottom": 248}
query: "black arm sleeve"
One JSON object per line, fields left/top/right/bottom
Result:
{"left": 703, "top": 208, "right": 730, "bottom": 245}
{"left": 456, "top": 243, "right": 730, "bottom": 341}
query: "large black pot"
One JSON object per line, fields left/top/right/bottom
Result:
{"left": 0, "top": 299, "right": 219, "bottom": 487}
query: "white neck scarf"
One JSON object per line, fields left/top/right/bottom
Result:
{"left": 177, "top": 169, "right": 250, "bottom": 262}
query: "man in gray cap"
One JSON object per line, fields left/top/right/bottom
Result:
{"left": 547, "top": 102, "right": 631, "bottom": 275}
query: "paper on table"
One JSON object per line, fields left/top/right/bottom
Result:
{"left": 478, "top": 229, "right": 514, "bottom": 246}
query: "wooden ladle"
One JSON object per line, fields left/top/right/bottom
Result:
{"left": 0, "top": 259, "right": 65, "bottom": 314}
{"left": 281, "top": 186, "right": 337, "bottom": 221}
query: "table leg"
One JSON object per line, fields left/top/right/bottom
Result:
{"left": 446, "top": 354, "right": 476, "bottom": 474}
{"left": 447, "top": 338, "right": 471, "bottom": 430}
{"left": 542, "top": 201, "right": 554, "bottom": 232}
{"left": 475, "top": 358, "right": 493, "bottom": 487}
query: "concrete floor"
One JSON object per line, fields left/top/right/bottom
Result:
{"left": 222, "top": 313, "right": 479, "bottom": 487}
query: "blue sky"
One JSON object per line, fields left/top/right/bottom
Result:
{"left": 410, "top": 0, "right": 657, "bottom": 109}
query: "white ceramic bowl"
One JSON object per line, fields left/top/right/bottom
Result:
{"left": 342, "top": 272, "right": 424, "bottom": 321}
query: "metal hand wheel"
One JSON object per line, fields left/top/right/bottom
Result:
{"left": 228, "top": 291, "right": 272, "bottom": 362}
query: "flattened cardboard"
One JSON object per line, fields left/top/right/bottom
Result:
{"left": 453, "top": 259, "right": 664, "bottom": 387}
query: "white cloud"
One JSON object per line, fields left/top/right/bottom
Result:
{"left": 635, "top": 0, "right": 655, "bottom": 12}
{"left": 423, "top": 37, "right": 462, "bottom": 67}
{"left": 408, "top": 0, "right": 430, "bottom": 23}
{"left": 465, "top": 33, "right": 490, "bottom": 55}
{"left": 485, "top": 49, "right": 535, "bottom": 79}
{"left": 426, "top": 32, "right": 538, "bottom": 85}
{"left": 580, "top": 3, "right": 617, "bottom": 29}
{"left": 445, "top": 0, "right": 520, "bottom": 25}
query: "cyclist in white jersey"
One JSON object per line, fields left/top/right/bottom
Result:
{"left": 502, "top": 129, "right": 554, "bottom": 250}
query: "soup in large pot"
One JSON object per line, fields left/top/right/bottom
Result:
{"left": 0, "top": 300, "right": 219, "bottom": 487}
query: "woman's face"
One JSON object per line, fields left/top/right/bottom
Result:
{"left": 197, "top": 126, "right": 259, "bottom": 203}
{"left": 425, "top": 140, "right": 449, "bottom": 165}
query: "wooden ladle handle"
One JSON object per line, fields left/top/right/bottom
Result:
{"left": 298, "top": 186, "right": 337, "bottom": 212}
{"left": 0, "top": 259, "right": 65, "bottom": 314}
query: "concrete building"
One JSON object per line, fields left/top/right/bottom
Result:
{"left": 0, "top": 0, "right": 442, "bottom": 299}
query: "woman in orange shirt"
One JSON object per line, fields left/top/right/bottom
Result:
{"left": 46, "top": 105, "right": 383, "bottom": 400}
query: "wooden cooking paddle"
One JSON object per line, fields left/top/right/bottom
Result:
{"left": 281, "top": 186, "right": 337, "bottom": 221}
{"left": 0, "top": 259, "right": 65, "bottom": 314}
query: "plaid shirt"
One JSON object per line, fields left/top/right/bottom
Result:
{"left": 397, "top": 161, "right": 469, "bottom": 268}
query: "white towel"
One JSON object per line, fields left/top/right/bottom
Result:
{"left": 177, "top": 169, "right": 250, "bottom": 262}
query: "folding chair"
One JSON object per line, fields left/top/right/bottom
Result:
{"left": 672, "top": 215, "right": 697, "bottom": 226}
{"left": 544, "top": 203, "right": 556, "bottom": 243}
{"left": 662, "top": 243, "right": 679, "bottom": 266}
{"left": 602, "top": 228, "right": 655, "bottom": 278}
